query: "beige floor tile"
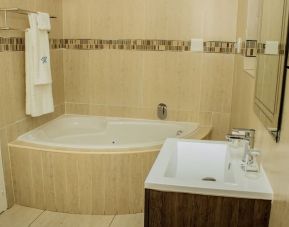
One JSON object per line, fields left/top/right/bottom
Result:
{"left": 30, "top": 210, "right": 114, "bottom": 227}
{"left": 110, "top": 213, "right": 144, "bottom": 227}
{"left": 0, "top": 205, "right": 43, "bottom": 227}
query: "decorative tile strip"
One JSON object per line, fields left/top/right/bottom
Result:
{"left": 60, "top": 39, "right": 239, "bottom": 53}
{"left": 257, "top": 42, "right": 284, "bottom": 55}
{"left": 257, "top": 43, "right": 265, "bottom": 54}
{"left": 60, "top": 39, "right": 192, "bottom": 52}
{"left": 0, "top": 37, "right": 25, "bottom": 52}
{"left": 0, "top": 37, "right": 262, "bottom": 56}
{"left": 244, "top": 40, "right": 258, "bottom": 57}
{"left": 203, "top": 41, "right": 236, "bottom": 54}
{"left": 50, "top": 39, "right": 64, "bottom": 49}
{"left": 0, "top": 38, "right": 64, "bottom": 51}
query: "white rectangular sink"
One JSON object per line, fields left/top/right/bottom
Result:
{"left": 145, "top": 139, "right": 273, "bottom": 200}
{"left": 164, "top": 141, "right": 235, "bottom": 184}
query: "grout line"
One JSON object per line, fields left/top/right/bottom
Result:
{"left": 4, "top": 128, "right": 16, "bottom": 204}
{"left": 108, "top": 215, "right": 116, "bottom": 227}
{"left": 28, "top": 209, "right": 46, "bottom": 227}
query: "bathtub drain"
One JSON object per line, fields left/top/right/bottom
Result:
{"left": 112, "top": 139, "right": 118, "bottom": 144}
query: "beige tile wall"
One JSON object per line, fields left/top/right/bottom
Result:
{"left": 0, "top": 0, "right": 65, "bottom": 207}
{"left": 62, "top": 0, "right": 239, "bottom": 140}
{"left": 231, "top": 1, "right": 289, "bottom": 226}
{"left": 63, "top": 50, "right": 235, "bottom": 140}
{"left": 62, "top": 0, "right": 238, "bottom": 40}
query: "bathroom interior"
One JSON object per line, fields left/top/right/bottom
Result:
{"left": 0, "top": 0, "right": 288, "bottom": 226}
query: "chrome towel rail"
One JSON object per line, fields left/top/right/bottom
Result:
{"left": 0, "top": 8, "right": 56, "bottom": 18}
{"left": 0, "top": 8, "right": 56, "bottom": 32}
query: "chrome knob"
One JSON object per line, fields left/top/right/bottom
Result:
{"left": 157, "top": 103, "right": 167, "bottom": 120}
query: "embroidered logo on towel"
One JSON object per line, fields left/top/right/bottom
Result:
{"left": 41, "top": 56, "right": 48, "bottom": 64}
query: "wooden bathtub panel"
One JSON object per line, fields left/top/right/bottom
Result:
{"left": 115, "top": 154, "right": 130, "bottom": 214}
{"left": 104, "top": 154, "right": 118, "bottom": 214}
{"left": 91, "top": 154, "right": 105, "bottom": 214}
{"left": 9, "top": 145, "right": 159, "bottom": 215}
{"left": 10, "top": 148, "right": 26, "bottom": 206}
{"left": 29, "top": 150, "right": 45, "bottom": 209}
{"left": 42, "top": 151, "right": 57, "bottom": 211}
{"left": 11, "top": 148, "right": 34, "bottom": 207}
{"left": 51, "top": 153, "right": 67, "bottom": 212}
{"left": 78, "top": 155, "right": 93, "bottom": 214}
{"left": 64, "top": 155, "right": 79, "bottom": 213}
{"left": 11, "top": 149, "right": 46, "bottom": 209}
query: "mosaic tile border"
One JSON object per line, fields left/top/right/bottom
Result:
{"left": 243, "top": 40, "right": 258, "bottom": 57}
{"left": 0, "top": 37, "right": 267, "bottom": 55}
{"left": 257, "top": 43, "right": 265, "bottom": 54}
{"left": 204, "top": 41, "right": 236, "bottom": 54}
{"left": 0, "top": 37, "right": 25, "bottom": 51}
{"left": 58, "top": 39, "right": 238, "bottom": 53}
{"left": 59, "top": 39, "right": 192, "bottom": 51}
{"left": 0, "top": 37, "right": 59, "bottom": 51}
{"left": 52, "top": 39, "right": 265, "bottom": 55}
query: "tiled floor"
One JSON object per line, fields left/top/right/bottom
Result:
{"left": 0, "top": 205, "right": 144, "bottom": 227}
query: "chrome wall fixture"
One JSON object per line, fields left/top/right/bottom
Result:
{"left": 157, "top": 103, "right": 167, "bottom": 120}
{"left": 0, "top": 8, "right": 56, "bottom": 32}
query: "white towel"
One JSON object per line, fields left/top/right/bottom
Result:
{"left": 25, "top": 13, "right": 54, "bottom": 117}
{"left": 37, "top": 12, "right": 51, "bottom": 31}
{"left": 35, "top": 30, "right": 52, "bottom": 85}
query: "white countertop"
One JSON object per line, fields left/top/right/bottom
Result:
{"left": 145, "top": 138, "right": 273, "bottom": 200}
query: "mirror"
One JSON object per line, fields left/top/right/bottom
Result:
{"left": 254, "top": 0, "right": 288, "bottom": 141}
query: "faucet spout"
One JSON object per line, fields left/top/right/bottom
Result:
{"left": 226, "top": 128, "right": 256, "bottom": 164}
{"left": 226, "top": 128, "right": 255, "bottom": 149}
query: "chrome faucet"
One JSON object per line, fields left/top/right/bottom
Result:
{"left": 226, "top": 128, "right": 256, "bottom": 162}
{"left": 226, "top": 128, "right": 255, "bottom": 149}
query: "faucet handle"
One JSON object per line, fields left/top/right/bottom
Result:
{"left": 244, "top": 149, "right": 261, "bottom": 174}
{"left": 232, "top": 128, "right": 255, "bottom": 136}
{"left": 232, "top": 128, "right": 255, "bottom": 135}
{"left": 232, "top": 128, "right": 256, "bottom": 132}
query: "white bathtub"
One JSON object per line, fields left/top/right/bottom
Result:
{"left": 18, "top": 115, "right": 199, "bottom": 149}
{"left": 11, "top": 114, "right": 204, "bottom": 215}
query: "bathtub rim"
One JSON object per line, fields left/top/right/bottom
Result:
{"left": 14, "top": 114, "right": 212, "bottom": 153}
{"left": 17, "top": 114, "right": 200, "bottom": 150}
{"left": 9, "top": 125, "right": 212, "bottom": 155}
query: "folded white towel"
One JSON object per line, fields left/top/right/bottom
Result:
{"left": 25, "top": 13, "right": 54, "bottom": 117}
{"left": 37, "top": 12, "right": 51, "bottom": 31}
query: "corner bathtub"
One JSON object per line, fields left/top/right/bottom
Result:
{"left": 9, "top": 115, "right": 211, "bottom": 215}
{"left": 18, "top": 115, "right": 199, "bottom": 150}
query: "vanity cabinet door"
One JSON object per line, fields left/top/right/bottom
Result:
{"left": 145, "top": 189, "right": 271, "bottom": 227}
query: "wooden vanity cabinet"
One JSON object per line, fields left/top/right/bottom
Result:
{"left": 144, "top": 189, "right": 271, "bottom": 227}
